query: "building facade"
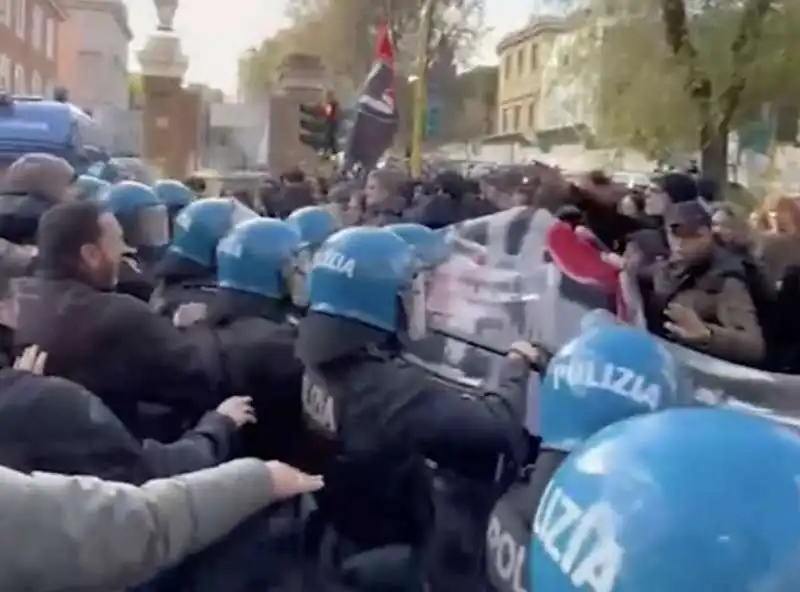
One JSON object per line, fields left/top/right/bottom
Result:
{"left": 0, "top": 0, "right": 65, "bottom": 96}
{"left": 536, "top": 24, "right": 598, "bottom": 133}
{"left": 56, "top": 0, "right": 131, "bottom": 111}
{"left": 495, "top": 16, "right": 567, "bottom": 137}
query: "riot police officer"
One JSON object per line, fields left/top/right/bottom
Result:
{"left": 74, "top": 175, "right": 110, "bottom": 201}
{"left": 150, "top": 197, "right": 258, "bottom": 317}
{"left": 0, "top": 152, "right": 76, "bottom": 245}
{"left": 295, "top": 226, "right": 535, "bottom": 589}
{"left": 386, "top": 223, "right": 450, "bottom": 269}
{"left": 206, "top": 217, "right": 307, "bottom": 462}
{"left": 285, "top": 205, "right": 341, "bottom": 312}
{"left": 485, "top": 313, "right": 684, "bottom": 592}
{"left": 86, "top": 160, "right": 124, "bottom": 184}
{"left": 532, "top": 407, "right": 800, "bottom": 592}
{"left": 153, "top": 179, "right": 195, "bottom": 233}
{"left": 97, "top": 181, "right": 168, "bottom": 301}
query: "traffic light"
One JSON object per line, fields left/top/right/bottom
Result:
{"left": 299, "top": 99, "right": 340, "bottom": 156}
{"left": 299, "top": 103, "right": 328, "bottom": 152}
{"left": 323, "top": 99, "right": 339, "bottom": 155}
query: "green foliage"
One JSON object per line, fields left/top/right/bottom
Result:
{"left": 238, "top": 0, "right": 486, "bottom": 100}
{"left": 562, "top": 0, "right": 800, "bottom": 166}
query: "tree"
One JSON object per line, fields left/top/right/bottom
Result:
{"left": 561, "top": 0, "right": 800, "bottom": 184}
{"left": 237, "top": 26, "right": 317, "bottom": 100}
{"left": 282, "top": 0, "right": 486, "bottom": 92}
{"left": 447, "top": 65, "right": 498, "bottom": 141}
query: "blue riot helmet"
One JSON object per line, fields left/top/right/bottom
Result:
{"left": 168, "top": 197, "right": 258, "bottom": 270}
{"left": 74, "top": 175, "right": 110, "bottom": 201}
{"left": 386, "top": 223, "right": 451, "bottom": 270}
{"left": 153, "top": 179, "right": 195, "bottom": 221}
{"left": 86, "top": 160, "right": 123, "bottom": 183}
{"left": 538, "top": 322, "right": 683, "bottom": 450}
{"left": 97, "top": 181, "right": 169, "bottom": 262}
{"left": 286, "top": 206, "right": 340, "bottom": 250}
{"left": 217, "top": 218, "right": 301, "bottom": 299}
{"left": 531, "top": 408, "right": 800, "bottom": 592}
{"left": 308, "top": 227, "right": 420, "bottom": 335}
{"left": 285, "top": 205, "right": 341, "bottom": 307}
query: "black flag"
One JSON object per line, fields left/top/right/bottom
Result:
{"left": 342, "top": 21, "right": 398, "bottom": 174}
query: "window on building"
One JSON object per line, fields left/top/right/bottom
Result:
{"left": 513, "top": 105, "right": 521, "bottom": 131}
{"left": 30, "top": 70, "right": 41, "bottom": 94}
{"left": 503, "top": 55, "right": 511, "bottom": 79}
{"left": 0, "top": 55, "right": 9, "bottom": 90}
{"left": 527, "top": 102, "right": 535, "bottom": 128}
{"left": 44, "top": 78, "right": 54, "bottom": 99}
{"left": 530, "top": 45, "right": 538, "bottom": 70}
{"left": 15, "top": 0, "right": 25, "bottom": 39}
{"left": 14, "top": 63, "right": 25, "bottom": 94}
{"left": 501, "top": 108, "right": 509, "bottom": 132}
{"left": 0, "top": 0, "right": 8, "bottom": 27}
{"left": 517, "top": 49, "right": 524, "bottom": 74}
{"left": 45, "top": 17, "right": 54, "bottom": 59}
{"left": 31, "top": 4, "right": 41, "bottom": 51}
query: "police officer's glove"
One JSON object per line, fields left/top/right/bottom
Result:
{"left": 508, "top": 341, "right": 551, "bottom": 373}
{"left": 216, "top": 395, "right": 257, "bottom": 427}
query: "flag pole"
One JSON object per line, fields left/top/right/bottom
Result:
{"left": 410, "top": 0, "right": 436, "bottom": 178}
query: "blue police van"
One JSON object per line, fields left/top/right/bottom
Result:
{"left": 0, "top": 91, "right": 109, "bottom": 174}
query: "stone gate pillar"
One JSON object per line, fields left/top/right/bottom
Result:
{"left": 137, "top": 0, "right": 199, "bottom": 179}
{"left": 267, "top": 53, "right": 327, "bottom": 175}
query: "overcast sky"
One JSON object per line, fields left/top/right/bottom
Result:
{"left": 125, "top": 0, "right": 541, "bottom": 93}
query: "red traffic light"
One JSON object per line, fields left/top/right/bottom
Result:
{"left": 323, "top": 100, "right": 339, "bottom": 121}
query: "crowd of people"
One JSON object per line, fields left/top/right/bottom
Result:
{"left": 0, "top": 151, "right": 798, "bottom": 591}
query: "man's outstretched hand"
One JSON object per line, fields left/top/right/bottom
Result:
{"left": 265, "top": 461, "right": 324, "bottom": 500}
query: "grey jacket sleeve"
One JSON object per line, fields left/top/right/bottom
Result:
{"left": 0, "top": 458, "right": 276, "bottom": 592}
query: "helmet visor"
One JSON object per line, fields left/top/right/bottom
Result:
{"left": 123, "top": 204, "right": 170, "bottom": 248}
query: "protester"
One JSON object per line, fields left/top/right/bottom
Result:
{"left": 405, "top": 170, "right": 470, "bottom": 229}
{"left": 273, "top": 168, "right": 314, "bottom": 219}
{"left": 0, "top": 457, "right": 322, "bottom": 591}
{"left": 362, "top": 168, "right": 406, "bottom": 225}
{"left": 645, "top": 200, "right": 765, "bottom": 364}
{"left": 0, "top": 344, "right": 254, "bottom": 481}
{"left": 14, "top": 200, "right": 225, "bottom": 435}
{"left": 758, "top": 194, "right": 800, "bottom": 286}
